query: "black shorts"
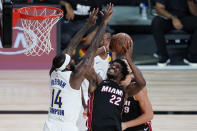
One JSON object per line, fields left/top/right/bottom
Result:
{"left": 89, "top": 126, "right": 121, "bottom": 131}
{"left": 125, "top": 125, "right": 151, "bottom": 131}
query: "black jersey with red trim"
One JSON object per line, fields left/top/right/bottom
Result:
{"left": 122, "top": 96, "right": 151, "bottom": 131}
{"left": 87, "top": 80, "right": 125, "bottom": 131}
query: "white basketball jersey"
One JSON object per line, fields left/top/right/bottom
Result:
{"left": 93, "top": 55, "right": 110, "bottom": 80}
{"left": 48, "top": 70, "right": 81, "bottom": 124}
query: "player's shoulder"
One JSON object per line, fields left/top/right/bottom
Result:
{"left": 60, "top": 71, "right": 72, "bottom": 76}
{"left": 100, "top": 80, "right": 107, "bottom": 84}
{"left": 99, "top": 80, "right": 111, "bottom": 85}
{"left": 102, "top": 80, "right": 120, "bottom": 87}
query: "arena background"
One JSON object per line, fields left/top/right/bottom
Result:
{"left": 0, "top": 1, "right": 197, "bottom": 131}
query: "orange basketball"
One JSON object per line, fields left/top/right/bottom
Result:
{"left": 110, "top": 33, "right": 133, "bottom": 55}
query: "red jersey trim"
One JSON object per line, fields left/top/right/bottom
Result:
{"left": 87, "top": 92, "right": 94, "bottom": 131}
{"left": 145, "top": 121, "right": 152, "bottom": 131}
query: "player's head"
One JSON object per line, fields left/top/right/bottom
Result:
{"left": 107, "top": 59, "right": 129, "bottom": 82}
{"left": 100, "top": 32, "right": 111, "bottom": 47}
{"left": 49, "top": 53, "right": 74, "bottom": 75}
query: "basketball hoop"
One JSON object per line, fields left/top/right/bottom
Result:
{"left": 13, "top": 6, "right": 64, "bottom": 56}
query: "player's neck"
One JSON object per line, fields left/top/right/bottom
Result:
{"left": 99, "top": 53, "right": 108, "bottom": 59}
{"left": 108, "top": 78, "right": 120, "bottom": 84}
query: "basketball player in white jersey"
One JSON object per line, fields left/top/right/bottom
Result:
{"left": 77, "top": 32, "right": 113, "bottom": 131}
{"left": 43, "top": 4, "right": 114, "bottom": 131}
{"left": 94, "top": 32, "right": 112, "bottom": 80}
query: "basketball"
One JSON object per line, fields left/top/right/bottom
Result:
{"left": 110, "top": 33, "right": 133, "bottom": 55}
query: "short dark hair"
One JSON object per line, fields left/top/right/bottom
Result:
{"left": 111, "top": 59, "right": 129, "bottom": 81}
{"left": 49, "top": 53, "right": 65, "bottom": 75}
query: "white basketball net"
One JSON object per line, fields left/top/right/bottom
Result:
{"left": 20, "top": 8, "right": 62, "bottom": 56}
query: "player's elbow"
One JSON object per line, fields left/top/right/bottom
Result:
{"left": 144, "top": 111, "right": 154, "bottom": 121}
{"left": 148, "top": 111, "right": 154, "bottom": 121}
{"left": 139, "top": 80, "right": 146, "bottom": 88}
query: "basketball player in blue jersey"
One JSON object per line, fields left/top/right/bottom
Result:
{"left": 85, "top": 43, "right": 146, "bottom": 131}
{"left": 43, "top": 3, "right": 114, "bottom": 131}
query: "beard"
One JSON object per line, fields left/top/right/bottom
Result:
{"left": 107, "top": 73, "right": 116, "bottom": 80}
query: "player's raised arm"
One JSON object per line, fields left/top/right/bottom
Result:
{"left": 81, "top": 3, "right": 113, "bottom": 69}
{"left": 125, "top": 42, "right": 146, "bottom": 96}
{"left": 63, "top": 8, "right": 98, "bottom": 56}
{"left": 69, "top": 3, "right": 114, "bottom": 90}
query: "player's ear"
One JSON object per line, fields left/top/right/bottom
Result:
{"left": 66, "top": 65, "right": 70, "bottom": 70}
{"left": 65, "top": 63, "right": 71, "bottom": 70}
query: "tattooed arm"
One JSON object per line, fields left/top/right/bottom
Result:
{"left": 85, "top": 67, "right": 103, "bottom": 93}
{"left": 63, "top": 8, "right": 98, "bottom": 56}
{"left": 69, "top": 3, "right": 114, "bottom": 90}
{"left": 81, "top": 3, "right": 113, "bottom": 69}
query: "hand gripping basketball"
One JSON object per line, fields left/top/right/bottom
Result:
{"left": 110, "top": 33, "right": 133, "bottom": 55}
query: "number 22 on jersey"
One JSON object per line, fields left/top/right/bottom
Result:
{"left": 109, "top": 95, "right": 121, "bottom": 106}
{"left": 51, "top": 89, "right": 62, "bottom": 108}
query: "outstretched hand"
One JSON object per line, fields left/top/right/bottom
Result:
{"left": 100, "top": 3, "right": 114, "bottom": 25}
{"left": 87, "top": 8, "right": 99, "bottom": 26}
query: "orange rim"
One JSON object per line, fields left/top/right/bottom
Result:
{"left": 16, "top": 6, "right": 64, "bottom": 20}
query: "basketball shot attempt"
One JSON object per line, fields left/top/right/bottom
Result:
{"left": 12, "top": 6, "right": 64, "bottom": 56}
{"left": 43, "top": 3, "right": 114, "bottom": 131}
{"left": 110, "top": 32, "right": 133, "bottom": 55}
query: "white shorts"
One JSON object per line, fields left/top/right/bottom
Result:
{"left": 43, "top": 119, "right": 79, "bottom": 131}
{"left": 76, "top": 107, "right": 87, "bottom": 131}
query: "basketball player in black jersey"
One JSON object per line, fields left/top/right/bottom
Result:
{"left": 85, "top": 43, "right": 146, "bottom": 131}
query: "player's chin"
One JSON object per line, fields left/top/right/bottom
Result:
{"left": 107, "top": 72, "right": 116, "bottom": 80}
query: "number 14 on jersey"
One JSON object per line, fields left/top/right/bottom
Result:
{"left": 51, "top": 89, "right": 62, "bottom": 108}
